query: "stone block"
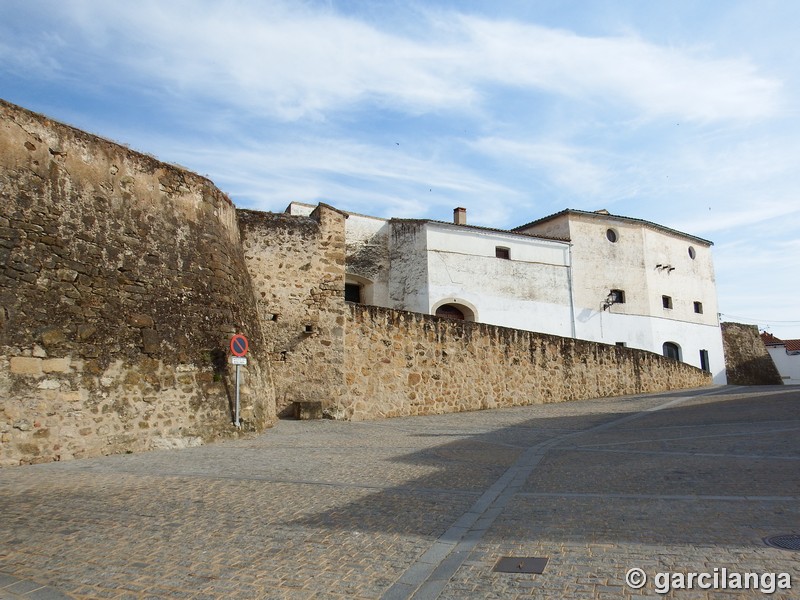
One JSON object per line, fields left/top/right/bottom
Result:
{"left": 37, "top": 379, "right": 61, "bottom": 390}
{"left": 141, "top": 328, "right": 161, "bottom": 354}
{"left": 58, "top": 391, "right": 83, "bottom": 403}
{"left": 77, "top": 324, "right": 97, "bottom": 341}
{"left": 294, "top": 401, "right": 323, "bottom": 420}
{"left": 13, "top": 419, "right": 32, "bottom": 431}
{"left": 39, "top": 326, "right": 66, "bottom": 346}
{"left": 42, "top": 358, "right": 71, "bottom": 373}
{"left": 129, "top": 313, "right": 154, "bottom": 328}
{"left": 10, "top": 357, "right": 43, "bottom": 376}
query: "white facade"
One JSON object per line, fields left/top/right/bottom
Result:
{"left": 287, "top": 203, "right": 727, "bottom": 384}
{"left": 517, "top": 210, "right": 726, "bottom": 383}
{"left": 763, "top": 341, "right": 800, "bottom": 385}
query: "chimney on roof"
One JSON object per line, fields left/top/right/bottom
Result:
{"left": 454, "top": 207, "right": 467, "bottom": 225}
{"left": 594, "top": 209, "right": 610, "bottom": 215}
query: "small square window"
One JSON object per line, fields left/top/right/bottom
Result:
{"left": 694, "top": 301, "right": 703, "bottom": 314}
{"left": 610, "top": 289, "right": 625, "bottom": 304}
{"left": 344, "top": 283, "right": 361, "bottom": 303}
{"left": 615, "top": 342, "right": 627, "bottom": 347}
{"left": 662, "top": 295, "right": 673, "bottom": 309}
{"left": 495, "top": 247, "right": 510, "bottom": 259}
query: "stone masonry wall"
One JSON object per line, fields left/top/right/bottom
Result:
{"left": 721, "top": 322, "right": 783, "bottom": 385}
{"left": 0, "top": 99, "right": 274, "bottom": 466}
{"left": 238, "top": 205, "right": 347, "bottom": 416}
{"left": 344, "top": 304, "right": 711, "bottom": 419}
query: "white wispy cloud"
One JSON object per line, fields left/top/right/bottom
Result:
{"left": 11, "top": 0, "right": 782, "bottom": 123}
{"left": 469, "top": 137, "right": 615, "bottom": 198}
{"left": 3, "top": 0, "right": 796, "bottom": 335}
{"left": 160, "top": 135, "right": 521, "bottom": 220}
{"left": 451, "top": 15, "right": 782, "bottom": 122}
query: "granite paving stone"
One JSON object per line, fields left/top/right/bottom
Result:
{"left": 1, "top": 385, "right": 798, "bottom": 599}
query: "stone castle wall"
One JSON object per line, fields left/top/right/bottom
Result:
{"left": 344, "top": 304, "right": 712, "bottom": 419}
{"left": 0, "top": 100, "right": 274, "bottom": 466}
{"left": 0, "top": 98, "right": 721, "bottom": 467}
{"left": 721, "top": 322, "right": 782, "bottom": 385}
{"left": 238, "top": 206, "right": 347, "bottom": 416}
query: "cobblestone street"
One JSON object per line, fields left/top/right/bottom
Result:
{"left": 1, "top": 385, "right": 798, "bottom": 599}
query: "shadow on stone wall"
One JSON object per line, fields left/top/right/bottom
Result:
{"left": 722, "top": 322, "right": 782, "bottom": 385}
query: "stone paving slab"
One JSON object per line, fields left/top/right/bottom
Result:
{"left": 1, "top": 385, "right": 798, "bottom": 598}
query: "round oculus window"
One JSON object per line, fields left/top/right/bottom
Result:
{"left": 606, "top": 229, "right": 618, "bottom": 243}
{"left": 688, "top": 246, "right": 696, "bottom": 259}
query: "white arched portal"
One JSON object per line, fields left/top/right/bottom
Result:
{"left": 431, "top": 298, "right": 478, "bottom": 322}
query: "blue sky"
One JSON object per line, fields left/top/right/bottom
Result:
{"left": 2, "top": 0, "right": 799, "bottom": 337}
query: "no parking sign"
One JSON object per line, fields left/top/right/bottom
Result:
{"left": 229, "top": 334, "right": 249, "bottom": 428}
{"left": 230, "top": 333, "right": 248, "bottom": 357}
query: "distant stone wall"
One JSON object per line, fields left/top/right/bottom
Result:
{"left": 344, "top": 304, "right": 711, "bottom": 419}
{"left": 238, "top": 205, "right": 347, "bottom": 416}
{"left": 0, "top": 100, "right": 274, "bottom": 466}
{"left": 721, "top": 322, "right": 782, "bottom": 385}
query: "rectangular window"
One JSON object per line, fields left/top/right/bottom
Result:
{"left": 344, "top": 283, "right": 361, "bottom": 303}
{"left": 610, "top": 289, "right": 625, "bottom": 304}
{"left": 699, "top": 349, "right": 710, "bottom": 372}
{"left": 694, "top": 301, "right": 703, "bottom": 314}
{"left": 615, "top": 342, "right": 627, "bottom": 347}
{"left": 662, "top": 295, "right": 673, "bottom": 309}
{"left": 495, "top": 247, "right": 510, "bottom": 259}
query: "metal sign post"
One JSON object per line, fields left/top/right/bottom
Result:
{"left": 235, "top": 361, "right": 240, "bottom": 427}
{"left": 230, "top": 334, "right": 249, "bottom": 428}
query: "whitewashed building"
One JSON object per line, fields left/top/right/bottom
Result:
{"left": 287, "top": 202, "right": 727, "bottom": 383}
{"left": 761, "top": 333, "right": 800, "bottom": 384}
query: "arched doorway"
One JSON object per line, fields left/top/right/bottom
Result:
{"left": 432, "top": 300, "right": 477, "bottom": 322}
{"left": 435, "top": 304, "right": 466, "bottom": 320}
{"left": 662, "top": 341, "right": 681, "bottom": 361}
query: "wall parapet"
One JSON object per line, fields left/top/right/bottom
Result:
{"left": 343, "top": 303, "right": 711, "bottom": 420}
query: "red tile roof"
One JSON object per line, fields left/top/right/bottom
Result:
{"left": 785, "top": 339, "right": 800, "bottom": 353}
{"left": 761, "top": 333, "right": 800, "bottom": 353}
{"left": 761, "top": 332, "right": 784, "bottom": 345}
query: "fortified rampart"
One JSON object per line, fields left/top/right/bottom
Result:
{"left": 344, "top": 304, "right": 711, "bottom": 419}
{"left": 0, "top": 100, "right": 273, "bottom": 466}
{"left": 1, "top": 98, "right": 714, "bottom": 466}
{"left": 721, "top": 322, "right": 782, "bottom": 385}
{"left": 238, "top": 206, "right": 347, "bottom": 417}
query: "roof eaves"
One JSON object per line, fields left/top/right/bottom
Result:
{"left": 391, "top": 218, "right": 570, "bottom": 243}
{"left": 513, "top": 208, "right": 713, "bottom": 246}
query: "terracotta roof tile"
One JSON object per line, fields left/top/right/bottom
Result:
{"left": 785, "top": 339, "right": 800, "bottom": 353}
{"left": 761, "top": 332, "right": 784, "bottom": 345}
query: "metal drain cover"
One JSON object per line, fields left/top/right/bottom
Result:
{"left": 764, "top": 534, "right": 800, "bottom": 551}
{"left": 493, "top": 557, "right": 548, "bottom": 574}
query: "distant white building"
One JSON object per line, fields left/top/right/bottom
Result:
{"left": 287, "top": 202, "right": 727, "bottom": 384}
{"left": 761, "top": 332, "right": 800, "bottom": 384}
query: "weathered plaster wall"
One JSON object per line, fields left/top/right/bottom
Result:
{"left": 521, "top": 213, "right": 726, "bottom": 382}
{"left": 722, "top": 322, "right": 783, "bottom": 385}
{"left": 238, "top": 205, "right": 347, "bottom": 416}
{"left": 387, "top": 221, "right": 429, "bottom": 312}
{"left": 0, "top": 100, "right": 274, "bottom": 466}
{"left": 424, "top": 224, "right": 573, "bottom": 335}
{"left": 344, "top": 212, "right": 390, "bottom": 306}
{"left": 344, "top": 304, "right": 711, "bottom": 420}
